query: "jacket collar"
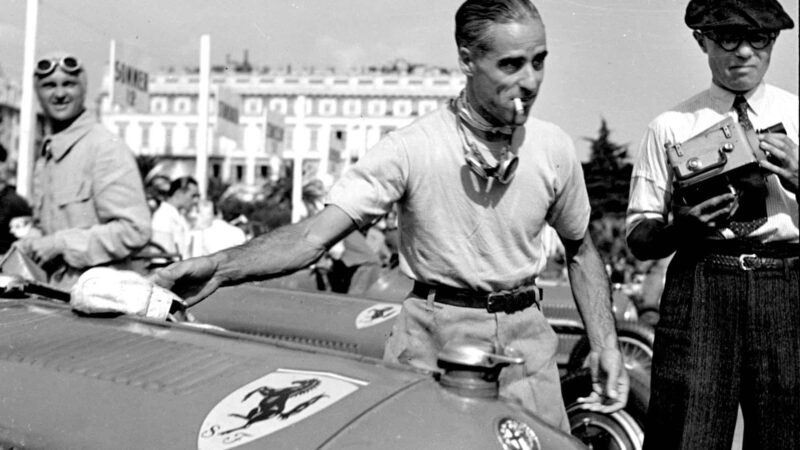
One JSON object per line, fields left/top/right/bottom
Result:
{"left": 41, "top": 110, "right": 95, "bottom": 161}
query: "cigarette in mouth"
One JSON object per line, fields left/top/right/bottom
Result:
{"left": 513, "top": 98, "right": 524, "bottom": 116}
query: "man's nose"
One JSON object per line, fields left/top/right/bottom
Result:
{"left": 53, "top": 86, "right": 69, "bottom": 100}
{"left": 517, "top": 64, "right": 539, "bottom": 92}
{"left": 733, "top": 41, "right": 756, "bottom": 58}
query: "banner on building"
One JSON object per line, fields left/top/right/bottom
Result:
{"left": 264, "top": 108, "right": 285, "bottom": 156}
{"left": 109, "top": 40, "right": 151, "bottom": 113}
{"left": 216, "top": 86, "right": 242, "bottom": 146}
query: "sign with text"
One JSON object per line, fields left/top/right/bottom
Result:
{"left": 110, "top": 41, "right": 151, "bottom": 113}
{"left": 216, "top": 86, "right": 242, "bottom": 146}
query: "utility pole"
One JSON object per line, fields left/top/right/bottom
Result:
{"left": 16, "top": 0, "right": 39, "bottom": 200}
{"left": 196, "top": 34, "right": 210, "bottom": 200}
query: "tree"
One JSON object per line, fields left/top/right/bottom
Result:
{"left": 582, "top": 119, "right": 637, "bottom": 281}
{"left": 582, "top": 119, "right": 633, "bottom": 220}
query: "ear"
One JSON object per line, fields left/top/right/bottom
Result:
{"left": 458, "top": 46, "right": 474, "bottom": 76}
{"left": 692, "top": 30, "right": 708, "bottom": 53}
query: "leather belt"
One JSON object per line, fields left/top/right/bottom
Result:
{"left": 706, "top": 254, "right": 799, "bottom": 271}
{"left": 412, "top": 281, "right": 542, "bottom": 313}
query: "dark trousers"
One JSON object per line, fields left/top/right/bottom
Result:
{"left": 643, "top": 248, "right": 800, "bottom": 450}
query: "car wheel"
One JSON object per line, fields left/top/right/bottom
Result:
{"left": 568, "top": 321, "right": 654, "bottom": 379}
{"left": 561, "top": 368, "right": 649, "bottom": 450}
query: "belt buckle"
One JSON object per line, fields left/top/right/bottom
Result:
{"left": 738, "top": 253, "right": 758, "bottom": 271}
{"left": 486, "top": 291, "right": 512, "bottom": 313}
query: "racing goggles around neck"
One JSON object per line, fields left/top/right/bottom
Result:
{"left": 701, "top": 30, "right": 778, "bottom": 51}
{"left": 456, "top": 114, "right": 518, "bottom": 184}
{"left": 35, "top": 56, "right": 82, "bottom": 77}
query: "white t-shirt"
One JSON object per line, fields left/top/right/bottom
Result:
{"left": 326, "top": 105, "right": 590, "bottom": 292}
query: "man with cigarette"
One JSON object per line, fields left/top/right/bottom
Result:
{"left": 153, "top": 0, "right": 627, "bottom": 427}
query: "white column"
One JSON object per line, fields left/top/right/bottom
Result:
{"left": 195, "top": 34, "right": 210, "bottom": 200}
{"left": 16, "top": 0, "right": 39, "bottom": 200}
{"left": 317, "top": 122, "right": 331, "bottom": 176}
{"left": 291, "top": 95, "right": 307, "bottom": 223}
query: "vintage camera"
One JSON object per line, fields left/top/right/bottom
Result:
{"left": 665, "top": 117, "right": 784, "bottom": 205}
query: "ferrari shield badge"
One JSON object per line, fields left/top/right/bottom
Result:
{"left": 496, "top": 417, "right": 541, "bottom": 450}
{"left": 198, "top": 368, "right": 367, "bottom": 449}
{"left": 355, "top": 303, "right": 401, "bottom": 329}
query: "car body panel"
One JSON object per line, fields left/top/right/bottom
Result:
{"left": 193, "top": 284, "right": 398, "bottom": 359}
{"left": 0, "top": 298, "right": 584, "bottom": 450}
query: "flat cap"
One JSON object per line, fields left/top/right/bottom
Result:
{"left": 685, "top": 0, "right": 795, "bottom": 30}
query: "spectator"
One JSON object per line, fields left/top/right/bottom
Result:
{"left": 9, "top": 216, "right": 42, "bottom": 241}
{"left": 0, "top": 147, "right": 34, "bottom": 255}
{"left": 188, "top": 199, "right": 247, "bottom": 257}
{"left": 145, "top": 174, "right": 171, "bottom": 213}
{"left": 15, "top": 51, "right": 151, "bottom": 289}
{"left": 151, "top": 176, "right": 199, "bottom": 259}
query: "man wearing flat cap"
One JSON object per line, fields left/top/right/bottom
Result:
{"left": 14, "top": 51, "right": 151, "bottom": 290}
{"left": 626, "top": 0, "right": 798, "bottom": 448}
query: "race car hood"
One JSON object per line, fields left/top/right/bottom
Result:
{"left": 192, "top": 284, "right": 400, "bottom": 359}
{"left": 0, "top": 298, "right": 583, "bottom": 450}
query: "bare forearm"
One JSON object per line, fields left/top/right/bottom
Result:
{"left": 210, "top": 206, "right": 356, "bottom": 285}
{"left": 564, "top": 233, "right": 618, "bottom": 350}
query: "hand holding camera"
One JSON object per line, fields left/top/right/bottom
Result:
{"left": 758, "top": 132, "right": 799, "bottom": 194}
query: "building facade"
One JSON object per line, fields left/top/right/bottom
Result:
{"left": 100, "top": 64, "right": 465, "bottom": 188}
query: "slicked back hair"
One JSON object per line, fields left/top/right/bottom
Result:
{"left": 455, "top": 0, "right": 541, "bottom": 56}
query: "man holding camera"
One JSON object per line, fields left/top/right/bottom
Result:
{"left": 626, "top": 0, "right": 798, "bottom": 448}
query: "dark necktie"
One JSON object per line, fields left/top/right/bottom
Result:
{"left": 728, "top": 95, "right": 767, "bottom": 237}
{"left": 733, "top": 95, "right": 753, "bottom": 130}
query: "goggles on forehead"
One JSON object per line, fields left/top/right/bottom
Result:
{"left": 701, "top": 30, "right": 778, "bottom": 51}
{"left": 35, "top": 56, "right": 82, "bottom": 77}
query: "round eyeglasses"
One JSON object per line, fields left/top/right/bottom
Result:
{"left": 702, "top": 31, "right": 778, "bottom": 52}
{"left": 35, "top": 56, "right": 82, "bottom": 77}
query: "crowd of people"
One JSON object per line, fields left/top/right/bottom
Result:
{"left": 0, "top": 0, "right": 797, "bottom": 448}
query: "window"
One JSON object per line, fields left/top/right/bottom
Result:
{"left": 150, "top": 98, "right": 167, "bottom": 113}
{"left": 174, "top": 97, "right": 190, "bottom": 114}
{"left": 367, "top": 100, "right": 386, "bottom": 116}
{"left": 269, "top": 98, "right": 288, "bottom": 114}
{"left": 343, "top": 99, "right": 361, "bottom": 116}
{"left": 235, "top": 165, "right": 244, "bottom": 182}
{"left": 418, "top": 100, "right": 439, "bottom": 115}
{"left": 330, "top": 127, "right": 346, "bottom": 151}
{"left": 140, "top": 122, "right": 152, "bottom": 148}
{"left": 187, "top": 124, "right": 197, "bottom": 150}
{"left": 244, "top": 97, "right": 262, "bottom": 115}
{"left": 212, "top": 163, "right": 221, "bottom": 179}
{"left": 318, "top": 99, "right": 336, "bottom": 116}
{"left": 393, "top": 100, "right": 412, "bottom": 117}
{"left": 163, "top": 122, "right": 175, "bottom": 154}
{"left": 115, "top": 121, "right": 129, "bottom": 140}
{"left": 309, "top": 126, "right": 319, "bottom": 152}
